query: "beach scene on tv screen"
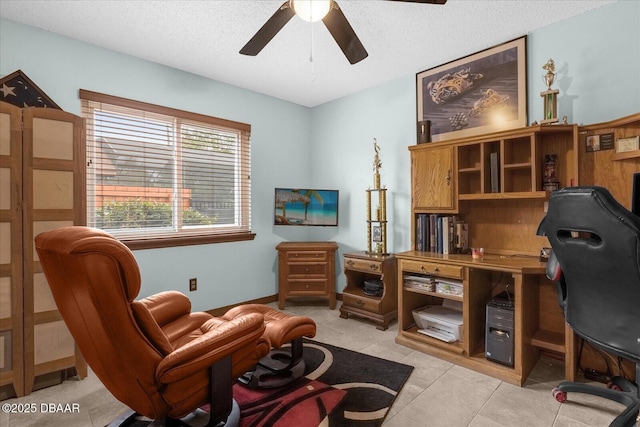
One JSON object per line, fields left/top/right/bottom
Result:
{"left": 274, "top": 189, "right": 338, "bottom": 226}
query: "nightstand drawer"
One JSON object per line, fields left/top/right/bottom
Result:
{"left": 343, "top": 257, "right": 382, "bottom": 273}
{"left": 288, "top": 263, "right": 327, "bottom": 276}
{"left": 287, "top": 251, "right": 328, "bottom": 262}
{"left": 342, "top": 292, "right": 381, "bottom": 313}
{"left": 401, "top": 259, "right": 463, "bottom": 280}
{"left": 288, "top": 280, "right": 328, "bottom": 292}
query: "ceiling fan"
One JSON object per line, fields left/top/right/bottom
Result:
{"left": 240, "top": 0, "right": 447, "bottom": 65}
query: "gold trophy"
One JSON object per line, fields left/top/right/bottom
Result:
{"left": 540, "top": 59, "right": 559, "bottom": 124}
{"left": 367, "top": 139, "right": 387, "bottom": 254}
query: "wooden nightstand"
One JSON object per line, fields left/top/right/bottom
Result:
{"left": 340, "top": 252, "right": 397, "bottom": 330}
{"left": 276, "top": 241, "right": 338, "bottom": 309}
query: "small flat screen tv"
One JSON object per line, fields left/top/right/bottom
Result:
{"left": 274, "top": 188, "right": 339, "bottom": 226}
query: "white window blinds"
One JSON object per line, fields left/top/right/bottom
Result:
{"left": 80, "top": 90, "right": 253, "bottom": 249}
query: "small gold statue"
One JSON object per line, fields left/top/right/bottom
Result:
{"left": 542, "top": 58, "right": 556, "bottom": 90}
{"left": 540, "top": 58, "right": 559, "bottom": 124}
{"left": 372, "top": 138, "right": 382, "bottom": 174}
{"left": 372, "top": 138, "right": 382, "bottom": 189}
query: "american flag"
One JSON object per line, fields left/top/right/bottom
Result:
{"left": 0, "top": 69, "right": 60, "bottom": 109}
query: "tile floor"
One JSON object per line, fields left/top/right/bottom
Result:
{"left": 0, "top": 301, "right": 629, "bottom": 427}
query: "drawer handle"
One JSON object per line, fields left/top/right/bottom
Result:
{"left": 356, "top": 299, "right": 364, "bottom": 306}
{"left": 369, "top": 264, "right": 379, "bottom": 271}
{"left": 420, "top": 265, "right": 438, "bottom": 274}
{"left": 346, "top": 260, "right": 354, "bottom": 267}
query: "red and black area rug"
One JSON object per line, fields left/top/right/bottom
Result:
{"left": 115, "top": 339, "right": 413, "bottom": 427}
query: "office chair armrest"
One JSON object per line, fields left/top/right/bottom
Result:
{"left": 546, "top": 251, "right": 567, "bottom": 310}
{"left": 156, "top": 312, "right": 267, "bottom": 384}
{"left": 546, "top": 251, "right": 562, "bottom": 281}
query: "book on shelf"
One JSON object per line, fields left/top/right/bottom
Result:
{"left": 416, "top": 214, "right": 467, "bottom": 254}
{"left": 416, "top": 213, "right": 429, "bottom": 251}
{"left": 429, "top": 214, "right": 437, "bottom": 252}
{"left": 490, "top": 152, "right": 499, "bottom": 193}
{"left": 442, "top": 216, "right": 456, "bottom": 255}
{"left": 436, "top": 216, "right": 443, "bottom": 254}
{"left": 455, "top": 221, "right": 468, "bottom": 251}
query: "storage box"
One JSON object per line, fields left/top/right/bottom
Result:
{"left": 435, "top": 278, "right": 463, "bottom": 297}
{"left": 403, "top": 274, "right": 435, "bottom": 292}
{"left": 412, "top": 300, "right": 463, "bottom": 342}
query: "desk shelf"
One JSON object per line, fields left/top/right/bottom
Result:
{"left": 403, "top": 286, "right": 464, "bottom": 303}
{"left": 400, "top": 326, "right": 465, "bottom": 354}
{"left": 531, "top": 329, "right": 565, "bottom": 353}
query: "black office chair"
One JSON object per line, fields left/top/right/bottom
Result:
{"left": 540, "top": 186, "right": 640, "bottom": 427}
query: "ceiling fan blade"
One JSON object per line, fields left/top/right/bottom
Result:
{"left": 387, "top": 0, "right": 447, "bottom": 4}
{"left": 322, "top": 2, "right": 368, "bottom": 65}
{"left": 240, "top": 1, "right": 296, "bottom": 56}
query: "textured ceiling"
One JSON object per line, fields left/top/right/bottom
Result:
{"left": 0, "top": 0, "right": 616, "bottom": 107}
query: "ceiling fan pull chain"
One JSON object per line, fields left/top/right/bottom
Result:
{"left": 310, "top": 21, "right": 316, "bottom": 80}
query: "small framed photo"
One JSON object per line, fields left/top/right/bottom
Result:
{"left": 586, "top": 135, "right": 600, "bottom": 152}
{"left": 372, "top": 225, "right": 382, "bottom": 242}
{"left": 616, "top": 136, "right": 640, "bottom": 153}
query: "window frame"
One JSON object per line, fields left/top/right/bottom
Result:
{"left": 80, "top": 89, "right": 255, "bottom": 249}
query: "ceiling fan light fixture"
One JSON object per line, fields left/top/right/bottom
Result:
{"left": 291, "top": 0, "right": 331, "bottom": 22}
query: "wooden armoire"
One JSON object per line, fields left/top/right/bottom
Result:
{"left": 0, "top": 101, "right": 87, "bottom": 398}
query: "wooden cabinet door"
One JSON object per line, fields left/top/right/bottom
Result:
{"left": 412, "top": 146, "right": 455, "bottom": 211}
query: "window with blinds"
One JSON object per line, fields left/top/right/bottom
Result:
{"left": 80, "top": 90, "right": 254, "bottom": 249}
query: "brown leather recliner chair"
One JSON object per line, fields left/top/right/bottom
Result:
{"left": 35, "top": 226, "right": 271, "bottom": 427}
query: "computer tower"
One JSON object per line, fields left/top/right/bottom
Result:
{"left": 485, "top": 292, "right": 514, "bottom": 367}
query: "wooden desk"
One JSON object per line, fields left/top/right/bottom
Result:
{"left": 395, "top": 251, "right": 575, "bottom": 386}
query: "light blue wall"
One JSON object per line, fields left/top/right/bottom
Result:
{"left": 527, "top": 0, "right": 640, "bottom": 124}
{"left": 309, "top": 76, "right": 416, "bottom": 259}
{"left": 2, "top": 1, "right": 638, "bottom": 309}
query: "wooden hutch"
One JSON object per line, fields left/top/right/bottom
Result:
{"left": 396, "top": 113, "right": 639, "bottom": 386}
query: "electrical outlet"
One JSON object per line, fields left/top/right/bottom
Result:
{"left": 189, "top": 278, "right": 197, "bottom": 292}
